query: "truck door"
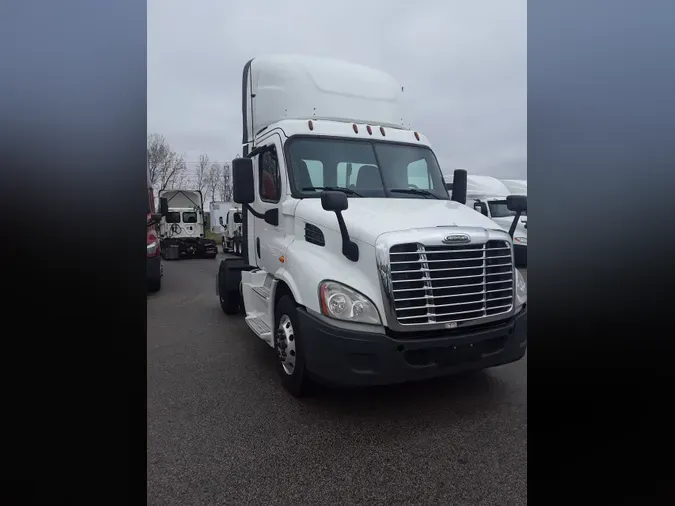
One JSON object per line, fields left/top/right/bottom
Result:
{"left": 251, "top": 134, "right": 286, "bottom": 273}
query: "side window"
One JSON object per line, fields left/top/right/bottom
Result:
{"left": 259, "top": 147, "right": 281, "bottom": 202}
{"left": 305, "top": 160, "right": 323, "bottom": 187}
{"left": 337, "top": 163, "right": 346, "bottom": 186}
{"left": 407, "top": 159, "right": 431, "bottom": 189}
{"left": 338, "top": 163, "right": 366, "bottom": 187}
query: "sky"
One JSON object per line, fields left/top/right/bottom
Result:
{"left": 148, "top": 0, "right": 526, "bottom": 180}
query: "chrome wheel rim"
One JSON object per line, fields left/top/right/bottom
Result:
{"left": 276, "top": 314, "right": 296, "bottom": 375}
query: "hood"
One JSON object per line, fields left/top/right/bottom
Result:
{"left": 295, "top": 198, "right": 505, "bottom": 245}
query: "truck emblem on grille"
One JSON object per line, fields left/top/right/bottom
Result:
{"left": 442, "top": 233, "right": 470, "bottom": 244}
{"left": 446, "top": 322, "right": 458, "bottom": 329}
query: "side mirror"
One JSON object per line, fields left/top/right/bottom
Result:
{"left": 159, "top": 197, "right": 169, "bottom": 216}
{"left": 218, "top": 216, "right": 224, "bottom": 225}
{"left": 233, "top": 213, "right": 242, "bottom": 224}
{"left": 320, "top": 191, "right": 358, "bottom": 262}
{"left": 232, "top": 157, "right": 254, "bottom": 204}
{"left": 506, "top": 195, "right": 527, "bottom": 214}
{"left": 506, "top": 195, "right": 527, "bottom": 238}
{"left": 450, "top": 169, "right": 467, "bottom": 205}
{"left": 321, "top": 190, "right": 348, "bottom": 212}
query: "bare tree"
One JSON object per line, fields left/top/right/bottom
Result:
{"left": 219, "top": 162, "right": 233, "bottom": 202}
{"left": 167, "top": 158, "right": 189, "bottom": 190}
{"left": 147, "top": 134, "right": 187, "bottom": 191}
{"left": 205, "top": 163, "right": 222, "bottom": 203}
{"left": 194, "top": 154, "right": 210, "bottom": 195}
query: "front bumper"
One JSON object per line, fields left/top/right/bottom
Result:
{"left": 297, "top": 307, "right": 527, "bottom": 387}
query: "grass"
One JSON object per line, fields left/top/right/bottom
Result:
{"left": 205, "top": 230, "right": 220, "bottom": 241}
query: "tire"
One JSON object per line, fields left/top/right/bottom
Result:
{"left": 218, "top": 263, "right": 240, "bottom": 315}
{"left": 274, "top": 295, "right": 310, "bottom": 397}
{"left": 147, "top": 277, "right": 161, "bottom": 293}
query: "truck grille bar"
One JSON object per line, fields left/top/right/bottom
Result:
{"left": 388, "top": 240, "right": 514, "bottom": 326}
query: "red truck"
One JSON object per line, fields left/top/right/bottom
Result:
{"left": 147, "top": 173, "right": 168, "bottom": 292}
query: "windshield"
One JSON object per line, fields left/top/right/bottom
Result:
{"left": 165, "top": 211, "right": 181, "bottom": 223}
{"left": 182, "top": 212, "right": 197, "bottom": 223}
{"left": 287, "top": 137, "right": 449, "bottom": 199}
{"left": 487, "top": 200, "right": 527, "bottom": 218}
{"left": 487, "top": 200, "right": 518, "bottom": 218}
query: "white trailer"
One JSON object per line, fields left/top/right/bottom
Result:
{"left": 216, "top": 55, "right": 528, "bottom": 396}
{"left": 209, "top": 201, "right": 230, "bottom": 234}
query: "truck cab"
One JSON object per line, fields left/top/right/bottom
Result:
{"left": 158, "top": 189, "right": 218, "bottom": 259}
{"left": 219, "top": 207, "right": 243, "bottom": 255}
{"left": 445, "top": 175, "right": 527, "bottom": 266}
{"left": 216, "top": 55, "right": 527, "bottom": 396}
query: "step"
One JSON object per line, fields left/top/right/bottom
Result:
{"left": 246, "top": 315, "right": 272, "bottom": 338}
{"left": 252, "top": 286, "right": 271, "bottom": 300}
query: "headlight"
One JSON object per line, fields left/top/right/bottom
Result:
{"left": 514, "top": 236, "right": 527, "bottom": 245}
{"left": 147, "top": 241, "right": 158, "bottom": 256}
{"left": 319, "top": 281, "right": 381, "bottom": 325}
{"left": 515, "top": 269, "right": 527, "bottom": 308}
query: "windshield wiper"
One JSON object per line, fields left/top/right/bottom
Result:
{"left": 390, "top": 188, "right": 440, "bottom": 199}
{"left": 302, "top": 186, "right": 363, "bottom": 197}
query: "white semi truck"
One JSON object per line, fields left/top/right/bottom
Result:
{"left": 159, "top": 189, "right": 218, "bottom": 260}
{"left": 445, "top": 174, "right": 527, "bottom": 267}
{"left": 218, "top": 207, "right": 244, "bottom": 255}
{"left": 216, "top": 55, "right": 527, "bottom": 396}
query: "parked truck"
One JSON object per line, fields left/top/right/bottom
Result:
{"left": 147, "top": 172, "right": 168, "bottom": 292}
{"left": 159, "top": 189, "right": 218, "bottom": 260}
{"left": 216, "top": 55, "right": 527, "bottom": 396}
{"left": 218, "top": 207, "right": 244, "bottom": 255}
{"left": 209, "top": 201, "right": 229, "bottom": 235}
{"left": 445, "top": 174, "right": 527, "bottom": 267}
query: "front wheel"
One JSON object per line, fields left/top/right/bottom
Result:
{"left": 274, "top": 295, "right": 310, "bottom": 397}
{"left": 147, "top": 277, "right": 161, "bottom": 293}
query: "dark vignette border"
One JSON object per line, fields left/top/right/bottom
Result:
{"left": 529, "top": 0, "right": 675, "bottom": 503}
{"left": 1, "top": 0, "right": 675, "bottom": 504}
{"left": 1, "top": 1, "right": 146, "bottom": 503}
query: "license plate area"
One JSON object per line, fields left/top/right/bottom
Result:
{"left": 404, "top": 336, "right": 507, "bottom": 367}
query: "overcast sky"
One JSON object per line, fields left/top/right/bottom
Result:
{"left": 148, "top": 0, "right": 526, "bottom": 179}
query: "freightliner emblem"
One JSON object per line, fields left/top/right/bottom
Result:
{"left": 442, "top": 233, "right": 471, "bottom": 244}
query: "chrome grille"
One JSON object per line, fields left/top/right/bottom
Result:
{"left": 388, "top": 240, "right": 514, "bottom": 325}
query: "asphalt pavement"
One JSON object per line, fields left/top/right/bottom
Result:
{"left": 147, "top": 255, "right": 527, "bottom": 505}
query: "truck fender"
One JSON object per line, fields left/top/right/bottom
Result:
{"left": 273, "top": 270, "right": 305, "bottom": 308}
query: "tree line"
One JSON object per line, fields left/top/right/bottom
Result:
{"left": 147, "top": 133, "right": 234, "bottom": 203}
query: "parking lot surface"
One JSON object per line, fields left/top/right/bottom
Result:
{"left": 147, "top": 255, "right": 527, "bottom": 505}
